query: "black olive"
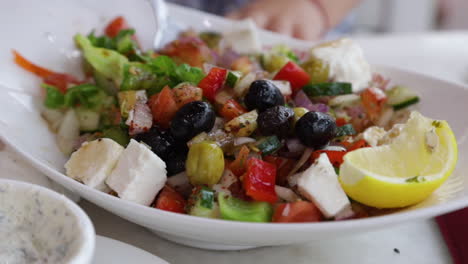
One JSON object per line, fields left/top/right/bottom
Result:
{"left": 170, "top": 101, "right": 216, "bottom": 142}
{"left": 134, "top": 126, "right": 175, "bottom": 160}
{"left": 166, "top": 148, "right": 188, "bottom": 176}
{"left": 295, "top": 112, "right": 337, "bottom": 148}
{"left": 244, "top": 80, "right": 284, "bottom": 112}
{"left": 257, "top": 106, "right": 295, "bottom": 138}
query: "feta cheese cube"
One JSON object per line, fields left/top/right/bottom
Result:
{"left": 106, "top": 139, "right": 167, "bottom": 206}
{"left": 311, "top": 38, "right": 372, "bottom": 92}
{"left": 297, "top": 153, "right": 350, "bottom": 218}
{"left": 65, "top": 138, "right": 124, "bottom": 191}
{"left": 223, "top": 19, "right": 261, "bottom": 54}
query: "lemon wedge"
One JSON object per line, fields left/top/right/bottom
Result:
{"left": 339, "top": 111, "right": 458, "bottom": 208}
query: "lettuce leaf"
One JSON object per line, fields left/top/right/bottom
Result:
{"left": 42, "top": 83, "right": 65, "bottom": 109}
{"left": 75, "top": 34, "right": 129, "bottom": 85}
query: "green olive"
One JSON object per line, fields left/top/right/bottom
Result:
{"left": 186, "top": 141, "right": 225, "bottom": 185}
{"left": 301, "top": 58, "right": 329, "bottom": 84}
{"left": 293, "top": 107, "right": 309, "bottom": 124}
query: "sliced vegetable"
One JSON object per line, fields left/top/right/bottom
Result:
{"left": 263, "top": 156, "right": 295, "bottom": 186}
{"left": 13, "top": 50, "right": 82, "bottom": 93}
{"left": 256, "top": 136, "right": 281, "bottom": 156}
{"left": 186, "top": 141, "right": 225, "bottom": 185}
{"left": 188, "top": 186, "right": 219, "bottom": 218}
{"left": 386, "top": 85, "right": 420, "bottom": 110}
{"left": 161, "top": 36, "right": 212, "bottom": 68}
{"left": 311, "top": 149, "right": 347, "bottom": 167}
{"left": 344, "top": 139, "right": 370, "bottom": 152}
{"left": 224, "top": 110, "right": 258, "bottom": 137}
{"left": 117, "top": 90, "right": 147, "bottom": 118}
{"left": 294, "top": 90, "right": 329, "bottom": 113}
{"left": 103, "top": 126, "right": 130, "bottom": 146}
{"left": 328, "top": 94, "right": 360, "bottom": 107}
{"left": 229, "top": 145, "right": 250, "bottom": 177}
{"left": 234, "top": 72, "right": 256, "bottom": 97}
{"left": 302, "top": 82, "right": 352, "bottom": 97}
{"left": 199, "top": 31, "right": 222, "bottom": 49}
{"left": 126, "top": 100, "right": 153, "bottom": 136}
{"left": 149, "top": 86, "right": 178, "bottom": 129}
{"left": 148, "top": 55, "right": 205, "bottom": 87}
{"left": 361, "top": 87, "right": 388, "bottom": 119}
{"left": 218, "top": 193, "right": 273, "bottom": 222}
{"left": 335, "top": 118, "right": 347, "bottom": 127}
{"left": 75, "top": 107, "right": 100, "bottom": 131}
{"left": 75, "top": 34, "right": 129, "bottom": 85}
{"left": 225, "top": 71, "right": 241, "bottom": 88}
{"left": 335, "top": 124, "right": 356, "bottom": 137}
{"left": 105, "top": 16, "right": 130, "bottom": 38}
{"left": 272, "top": 201, "right": 322, "bottom": 223}
{"left": 172, "top": 82, "right": 203, "bottom": 108}
{"left": 198, "top": 67, "right": 228, "bottom": 102}
{"left": 121, "top": 63, "right": 162, "bottom": 91}
{"left": 42, "top": 83, "right": 65, "bottom": 109}
{"left": 301, "top": 58, "right": 329, "bottom": 84}
{"left": 57, "top": 109, "right": 80, "bottom": 155}
{"left": 64, "top": 84, "right": 108, "bottom": 110}
{"left": 154, "top": 185, "right": 186, "bottom": 214}
{"left": 230, "top": 57, "right": 254, "bottom": 75}
{"left": 244, "top": 158, "right": 278, "bottom": 203}
{"left": 219, "top": 99, "right": 247, "bottom": 121}
{"left": 273, "top": 61, "right": 311, "bottom": 93}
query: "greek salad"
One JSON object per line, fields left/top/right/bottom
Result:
{"left": 14, "top": 16, "right": 455, "bottom": 223}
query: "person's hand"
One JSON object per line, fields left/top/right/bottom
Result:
{"left": 226, "top": 0, "right": 328, "bottom": 40}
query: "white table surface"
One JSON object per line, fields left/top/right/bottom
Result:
{"left": 3, "top": 32, "right": 468, "bottom": 263}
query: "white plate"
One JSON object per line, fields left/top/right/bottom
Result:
{"left": 94, "top": 236, "right": 168, "bottom": 264}
{"left": 1, "top": 0, "right": 468, "bottom": 250}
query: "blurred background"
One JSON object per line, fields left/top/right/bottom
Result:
{"left": 354, "top": 0, "right": 468, "bottom": 34}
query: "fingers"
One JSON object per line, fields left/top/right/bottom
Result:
{"left": 265, "top": 18, "right": 293, "bottom": 36}
{"left": 293, "top": 24, "right": 320, "bottom": 41}
{"left": 226, "top": 10, "right": 243, "bottom": 20}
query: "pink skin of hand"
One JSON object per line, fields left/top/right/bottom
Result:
{"left": 226, "top": 0, "right": 327, "bottom": 40}
{"left": 226, "top": 0, "right": 362, "bottom": 41}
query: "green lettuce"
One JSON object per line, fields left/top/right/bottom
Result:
{"left": 75, "top": 34, "right": 129, "bottom": 85}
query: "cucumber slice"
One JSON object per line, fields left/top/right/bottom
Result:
{"left": 75, "top": 107, "right": 100, "bottom": 131}
{"left": 335, "top": 124, "right": 356, "bottom": 137}
{"left": 103, "top": 126, "right": 130, "bottom": 146}
{"left": 386, "top": 85, "right": 420, "bottom": 110}
{"left": 226, "top": 71, "right": 241, "bottom": 88}
{"left": 303, "top": 82, "right": 352, "bottom": 97}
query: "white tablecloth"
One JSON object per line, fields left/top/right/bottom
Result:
{"left": 3, "top": 32, "right": 468, "bottom": 263}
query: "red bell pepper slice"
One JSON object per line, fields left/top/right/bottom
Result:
{"left": 219, "top": 99, "right": 247, "bottom": 121}
{"left": 13, "top": 50, "right": 82, "bottom": 93}
{"left": 361, "top": 87, "right": 387, "bottom": 119}
{"left": 149, "top": 86, "right": 178, "bottom": 129}
{"left": 311, "top": 150, "right": 347, "bottom": 167}
{"left": 198, "top": 67, "right": 228, "bottom": 102}
{"left": 346, "top": 139, "right": 370, "bottom": 152}
{"left": 272, "top": 201, "right": 322, "bottom": 223}
{"left": 273, "top": 61, "right": 310, "bottom": 93}
{"left": 263, "top": 156, "right": 295, "bottom": 186}
{"left": 229, "top": 145, "right": 250, "bottom": 177}
{"left": 243, "top": 158, "right": 278, "bottom": 203}
{"left": 154, "top": 185, "right": 186, "bottom": 214}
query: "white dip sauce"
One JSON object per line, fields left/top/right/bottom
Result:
{"left": 0, "top": 183, "right": 83, "bottom": 264}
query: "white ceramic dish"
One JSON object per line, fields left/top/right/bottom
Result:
{"left": 0, "top": 179, "right": 95, "bottom": 263}
{"left": 93, "top": 236, "right": 168, "bottom": 264}
{"left": 1, "top": 0, "right": 468, "bottom": 250}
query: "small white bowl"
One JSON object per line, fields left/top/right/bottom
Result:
{"left": 0, "top": 179, "right": 95, "bottom": 263}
